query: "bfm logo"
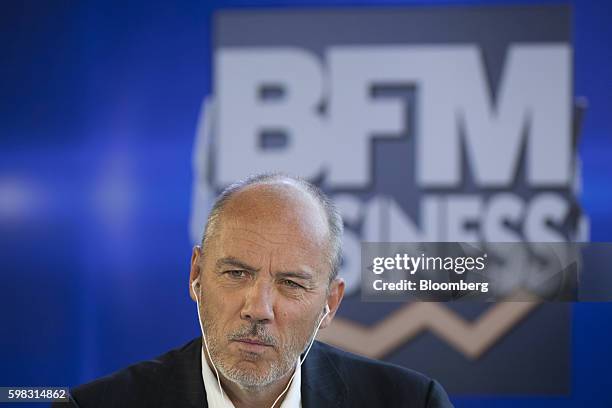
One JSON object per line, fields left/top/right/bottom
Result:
{"left": 191, "top": 44, "right": 587, "bottom": 296}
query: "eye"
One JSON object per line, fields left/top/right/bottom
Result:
{"left": 225, "top": 270, "right": 247, "bottom": 279}
{"left": 280, "top": 279, "right": 304, "bottom": 289}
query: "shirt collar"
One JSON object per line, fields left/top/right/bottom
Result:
{"left": 201, "top": 346, "right": 302, "bottom": 408}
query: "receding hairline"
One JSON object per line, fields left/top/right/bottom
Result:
{"left": 224, "top": 178, "right": 325, "bottom": 213}
{"left": 204, "top": 177, "right": 330, "bottom": 251}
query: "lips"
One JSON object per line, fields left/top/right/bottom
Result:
{"left": 232, "top": 338, "right": 274, "bottom": 355}
{"left": 234, "top": 338, "right": 273, "bottom": 347}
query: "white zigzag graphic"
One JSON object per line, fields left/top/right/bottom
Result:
{"left": 318, "top": 291, "right": 540, "bottom": 359}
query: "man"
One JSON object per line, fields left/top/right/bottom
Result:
{"left": 58, "top": 174, "right": 453, "bottom": 407}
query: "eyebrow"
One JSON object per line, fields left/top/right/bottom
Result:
{"left": 215, "top": 257, "right": 314, "bottom": 282}
{"left": 215, "top": 257, "right": 260, "bottom": 272}
{"left": 276, "top": 271, "right": 314, "bottom": 282}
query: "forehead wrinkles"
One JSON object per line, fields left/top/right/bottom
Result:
{"left": 223, "top": 226, "right": 296, "bottom": 246}
{"left": 220, "top": 226, "right": 320, "bottom": 261}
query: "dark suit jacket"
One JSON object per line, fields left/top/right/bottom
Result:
{"left": 54, "top": 337, "right": 453, "bottom": 407}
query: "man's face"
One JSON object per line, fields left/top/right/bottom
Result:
{"left": 191, "top": 184, "right": 343, "bottom": 388}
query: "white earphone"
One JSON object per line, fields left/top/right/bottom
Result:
{"left": 191, "top": 278, "right": 330, "bottom": 408}
{"left": 192, "top": 279, "right": 226, "bottom": 404}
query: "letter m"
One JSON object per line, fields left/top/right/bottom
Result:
{"left": 418, "top": 44, "right": 572, "bottom": 188}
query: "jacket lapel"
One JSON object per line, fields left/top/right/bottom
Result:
{"left": 161, "top": 337, "right": 207, "bottom": 408}
{"left": 301, "top": 341, "right": 347, "bottom": 408}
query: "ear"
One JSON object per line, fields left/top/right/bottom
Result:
{"left": 189, "top": 246, "right": 203, "bottom": 302}
{"left": 320, "top": 278, "right": 345, "bottom": 329}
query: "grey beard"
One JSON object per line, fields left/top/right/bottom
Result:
{"left": 203, "top": 319, "right": 303, "bottom": 388}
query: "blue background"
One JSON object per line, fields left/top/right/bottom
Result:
{"left": 1, "top": 1, "right": 611, "bottom": 407}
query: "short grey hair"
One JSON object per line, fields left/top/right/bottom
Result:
{"left": 201, "top": 173, "right": 343, "bottom": 283}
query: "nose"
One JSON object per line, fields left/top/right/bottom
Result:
{"left": 240, "top": 279, "right": 275, "bottom": 324}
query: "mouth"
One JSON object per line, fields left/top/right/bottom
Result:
{"left": 233, "top": 338, "right": 274, "bottom": 347}
{"left": 231, "top": 337, "right": 276, "bottom": 354}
